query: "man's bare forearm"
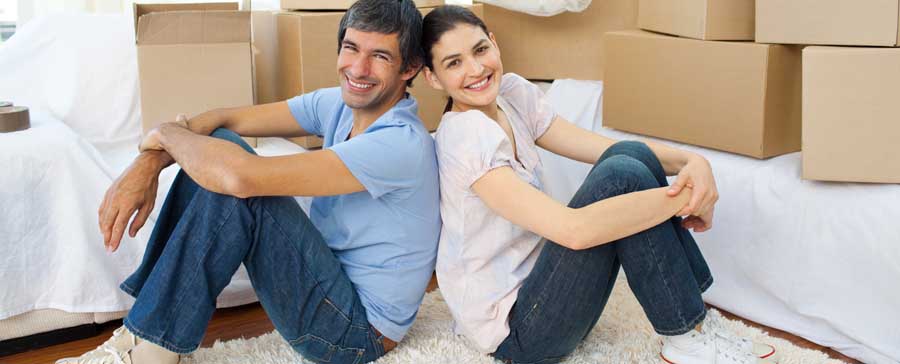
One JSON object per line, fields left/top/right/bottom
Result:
{"left": 137, "top": 109, "right": 231, "bottom": 172}
{"left": 157, "top": 123, "right": 250, "bottom": 196}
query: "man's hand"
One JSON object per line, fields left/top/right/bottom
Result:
{"left": 667, "top": 153, "right": 719, "bottom": 231}
{"left": 140, "top": 115, "right": 188, "bottom": 153}
{"left": 98, "top": 153, "right": 164, "bottom": 252}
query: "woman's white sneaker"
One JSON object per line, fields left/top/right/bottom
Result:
{"left": 661, "top": 330, "right": 777, "bottom": 364}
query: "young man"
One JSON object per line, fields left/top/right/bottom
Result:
{"left": 58, "top": 1, "right": 439, "bottom": 363}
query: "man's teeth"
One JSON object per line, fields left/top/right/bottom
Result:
{"left": 467, "top": 77, "right": 489, "bottom": 89}
{"left": 349, "top": 79, "right": 373, "bottom": 89}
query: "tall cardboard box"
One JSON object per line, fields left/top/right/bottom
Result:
{"left": 252, "top": 10, "right": 280, "bottom": 106}
{"left": 757, "top": 0, "right": 900, "bottom": 47}
{"left": 281, "top": 0, "right": 443, "bottom": 11}
{"left": 481, "top": 0, "right": 637, "bottom": 81}
{"left": 638, "top": 0, "right": 754, "bottom": 40}
{"left": 603, "top": 30, "right": 801, "bottom": 159}
{"left": 803, "top": 47, "right": 900, "bottom": 183}
{"left": 135, "top": 3, "right": 255, "bottom": 146}
{"left": 276, "top": 5, "right": 482, "bottom": 148}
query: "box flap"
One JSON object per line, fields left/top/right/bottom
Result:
{"left": 134, "top": 2, "right": 238, "bottom": 36}
{"left": 137, "top": 10, "right": 251, "bottom": 45}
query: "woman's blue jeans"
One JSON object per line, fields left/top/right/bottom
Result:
{"left": 493, "top": 141, "right": 713, "bottom": 364}
{"left": 119, "top": 129, "right": 386, "bottom": 364}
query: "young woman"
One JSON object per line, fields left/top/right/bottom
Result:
{"left": 421, "top": 6, "right": 776, "bottom": 364}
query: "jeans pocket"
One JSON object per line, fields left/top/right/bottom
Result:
{"left": 291, "top": 334, "right": 336, "bottom": 363}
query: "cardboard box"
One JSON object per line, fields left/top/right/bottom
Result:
{"left": 802, "top": 47, "right": 900, "bottom": 183}
{"left": 135, "top": 3, "right": 256, "bottom": 146}
{"left": 480, "top": 0, "right": 637, "bottom": 81}
{"left": 281, "top": 0, "right": 443, "bottom": 11}
{"left": 638, "top": 0, "right": 754, "bottom": 40}
{"left": 252, "top": 10, "right": 280, "bottom": 106}
{"left": 274, "top": 5, "right": 481, "bottom": 148}
{"left": 757, "top": 0, "right": 900, "bottom": 47}
{"left": 602, "top": 30, "right": 801, "bottom": 159}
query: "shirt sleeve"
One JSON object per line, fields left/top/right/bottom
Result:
{"left": 503, "top": 73, "right": 557, "bottom": 140}
{"left": 329, "top": 123, "right": 426, "bottom": 199}
{"left": 435, "top": 111, "right": 515, "bottom": 188}
{"left": 285, "top": 88, "right": 342, "bottom": 137}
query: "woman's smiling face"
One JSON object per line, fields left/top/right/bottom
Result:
{"left": 424, "top": 24, "right": 503, "bottom": 112}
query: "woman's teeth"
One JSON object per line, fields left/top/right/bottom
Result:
{"left": 467, "top": 77, "right": 490, "bottom": 89}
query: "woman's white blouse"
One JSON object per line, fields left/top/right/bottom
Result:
{"left": 434, "top": 73, "right": 556, "bottom": 353}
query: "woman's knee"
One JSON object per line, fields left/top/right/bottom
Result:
{"left": 589, "top": 155, "right": 660, "bottom": 194}
{"left": 599, "top": 140, "right": 653, "bottom": 162}
{"left": 210, "top": 128, "right": 255, "bottom": 154}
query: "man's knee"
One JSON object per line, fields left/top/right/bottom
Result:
{"left": 210, "top": 128, "right": 254, "bottom": 154}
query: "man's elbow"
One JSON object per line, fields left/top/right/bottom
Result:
{"left": 221, "top": 159, "right": 256, "bottom": 199}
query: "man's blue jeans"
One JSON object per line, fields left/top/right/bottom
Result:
{"left": 119, "top": 129, "right": 386, "bottom": 364}
{"left": 493, "top": 141, "right": 713, "bottom": 364}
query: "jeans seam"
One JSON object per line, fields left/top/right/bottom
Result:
{"left": 644, "top": 230, "right": 690, "bottom": 330}
{"left": 138, "top": 194, "right": 241, "bottom": 350}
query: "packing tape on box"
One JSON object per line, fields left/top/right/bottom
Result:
{"left": 0, "top": 106, "right": 30, "bottom": 133}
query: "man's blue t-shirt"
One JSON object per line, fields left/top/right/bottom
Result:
{"left": 286, "top": 88, "right": 440, "bottom": 342}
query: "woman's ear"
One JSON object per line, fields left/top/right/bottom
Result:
{"left": 423, "top": 67, "right": 445, "bottom": 91}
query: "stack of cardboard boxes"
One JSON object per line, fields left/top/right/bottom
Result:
{"left": 254, "top": 0, "right": 484, "bottom": 148}
{"left": 601, "top": 0, "right": 900, "bottom": 183}
{"left": 757, "top": 0, "right": 900, "bottom": 183}
{"left": 602, "top": 0, "right": 802, "bottom": 160}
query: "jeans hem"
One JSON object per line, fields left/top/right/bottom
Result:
{"left": 119, "top": 282, "right": 137, "bottom": 298}
{"left": 123, "top": 317, "right": 196, "bottom": 355}
{"left": 698, "top": 276, "right": 714, "bottom": 294}
{"left": 654, "top": 307, "right": 708, "bottom": 336}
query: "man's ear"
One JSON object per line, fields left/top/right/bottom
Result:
{"left": 401, "top": 63, "right": 422, "bottom": 83}
{"left": 423, "top": 67, "right": 445, "bottom": 91}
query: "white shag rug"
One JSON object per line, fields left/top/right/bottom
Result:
{"left": 182, "top": 279, "right": 846, "bottom": 364}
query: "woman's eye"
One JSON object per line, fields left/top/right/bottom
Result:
{"left": 447, "top": 60, "right": 460, "bottom": 68}
{"left": 475, "top": 46, "right": 488, "bottom": 54}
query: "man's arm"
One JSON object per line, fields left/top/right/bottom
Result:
{"left": 101, "top": 101, "right": 314, "bottom": 252}
{"left": 155, "top": 123, "right": 365, "bottom": 198}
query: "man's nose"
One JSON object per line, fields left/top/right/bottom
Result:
{"left": 348, "top": 56, "right": 371, "bottom": 79}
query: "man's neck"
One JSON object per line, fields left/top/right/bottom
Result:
{"left": 349, "top": 91, "right": 406, "bottom": 138}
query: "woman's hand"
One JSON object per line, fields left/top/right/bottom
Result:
{"left": 667, "top": 152, "right": 718, "bottom": 232}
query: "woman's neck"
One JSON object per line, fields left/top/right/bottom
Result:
{"left": 452, "top": 100, "right": 500, "bottom": 122}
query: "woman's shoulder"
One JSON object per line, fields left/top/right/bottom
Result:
{"left": 436, "top": 109, "right": 502, "bottom": 141}
{"left": 434, "top": 110, "right": 510, "bottom": 160}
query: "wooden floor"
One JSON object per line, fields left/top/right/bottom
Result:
{"left": 2, "top": 278, "right": 860, "bottom": 364}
